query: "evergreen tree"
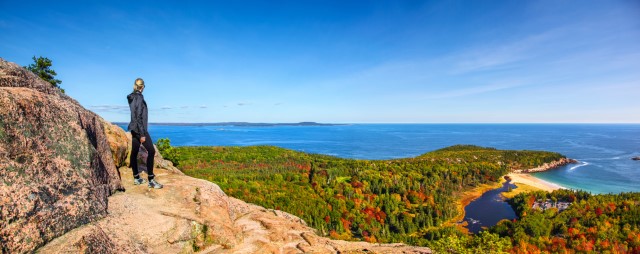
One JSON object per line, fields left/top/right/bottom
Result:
{"left": 25, "top": 56, "right": 64, "bottom": 93}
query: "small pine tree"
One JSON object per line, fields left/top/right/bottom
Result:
{"left": 25, "top": 56, "right": 64, "bottom": 93}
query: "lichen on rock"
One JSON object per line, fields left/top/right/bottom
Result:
{"left": 0, "top": 58, "right": 123, "bottom": 253}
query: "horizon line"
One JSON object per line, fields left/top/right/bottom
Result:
{"left": 111, "top": 121, "right": 640, "bottom": 125}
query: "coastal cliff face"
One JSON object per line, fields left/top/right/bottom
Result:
{"left": 0, "top": 58, "right": 431, "bottom": 253}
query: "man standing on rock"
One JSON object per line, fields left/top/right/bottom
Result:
{"left": 127, "top": 78, "right": 163, "bottom": 189}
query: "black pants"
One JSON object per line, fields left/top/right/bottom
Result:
{"left": 130, "top": 131, "right": 155, "bottom": 180}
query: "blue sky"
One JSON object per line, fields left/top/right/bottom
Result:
{"left": 1, "top": 0, "right": 639, "bottom": 123}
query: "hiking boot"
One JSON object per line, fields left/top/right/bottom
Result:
{"left": 133, "top": 177, "right": 146, "bottom": 185}
{"left": 148, "top": 179, "right": 163, "bottom": 189}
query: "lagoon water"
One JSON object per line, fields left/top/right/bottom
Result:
{"left": 464, "top": 181, "right": 518, "bottom": 233}
{"left": 118, "top": 123, "right": 640, "bottom": 194}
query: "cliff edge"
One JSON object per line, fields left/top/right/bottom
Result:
{"left": 0, "top": 58, "right": 430, "bottom": 253}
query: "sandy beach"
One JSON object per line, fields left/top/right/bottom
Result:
{"left": 507, "top": 173, "right": 565, "bottom": 192}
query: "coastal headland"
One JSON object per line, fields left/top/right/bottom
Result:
{"left": 511, "top": 157, "right": 577, "bottom": 173}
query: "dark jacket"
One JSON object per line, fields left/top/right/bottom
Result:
{"left": 127, "top": 91, "right": 148, "bottom": 138}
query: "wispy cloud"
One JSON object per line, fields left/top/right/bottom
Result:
{"left": 90, "top": 105, "right": 128, "bottom": 113}
{"left": 304, "top": 28, "right": 565, "bottom": 96}
{"left": 450, "top": 29, "right": 563, "bottom": 74}
{"left": 150, "top": 105, "right": 210, "bottom": 110}
{"left": 426, "top": 82, "right": 525, "bottom": 99}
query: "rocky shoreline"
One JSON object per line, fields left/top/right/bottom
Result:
{"left": 512, "top": 157, "right": 578, "bottom": 173}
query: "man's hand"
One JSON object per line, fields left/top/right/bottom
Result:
{"left": 141, "top": 136, "right": 146, "bottom": 143}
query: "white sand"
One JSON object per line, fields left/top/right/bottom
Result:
{"left": 507, "top": 173, "right": 565, "bottom": 192}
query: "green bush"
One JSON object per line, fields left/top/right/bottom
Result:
{"left": 156, "top": 138, "right": 180, "bottom": 166}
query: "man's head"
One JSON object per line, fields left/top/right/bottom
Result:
{"left": 134, "top": 78, "right": 145, "bottom": 93}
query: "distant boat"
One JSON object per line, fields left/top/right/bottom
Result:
{"left": 632, "top": 156, "right": 640, "bottom": 161}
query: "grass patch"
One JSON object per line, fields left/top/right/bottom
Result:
{"left": 502, "top": 182, "right": 543, "bottom": 199}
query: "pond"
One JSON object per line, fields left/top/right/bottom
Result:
{"left": 464, "top": 180, "right": 518, "bottom": 233}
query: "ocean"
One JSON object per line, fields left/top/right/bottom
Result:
{"left": 117, "top": 123, "right": 640, "bottom": 194}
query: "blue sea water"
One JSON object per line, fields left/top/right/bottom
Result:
{"left": 118, "top": 123, "right": 640, "bottom": 194}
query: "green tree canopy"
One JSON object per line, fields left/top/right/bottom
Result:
{"left": 25, "top": 56, "right": 64, "bottom": 93}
